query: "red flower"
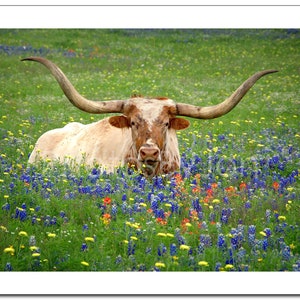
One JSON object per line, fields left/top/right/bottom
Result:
{"left": 272, "top": 181, "right": 280, "bottom": 191}
{"left": 103, "top": 197, "right": 111, "bottom": 205}
{"left": 239, "top": 182, "right": 247, "bottom": 191}
{"left": 156, "top": 217, "right": 167, "bottom": 225}
{"left": 192, "top": 186, "right": 200, "bottom": 194}
{"left": 206, "top": 188, "right": 213, "bottom": 198}
{"left": 103, "top": 213, "right": 111, "bottom": 220}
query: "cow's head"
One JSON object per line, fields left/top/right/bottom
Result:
{"left": 108, "top": 97, "right": 190, "bottom": 176}
{"left": 22, "top": 57, "right": 278, "bottom": 176}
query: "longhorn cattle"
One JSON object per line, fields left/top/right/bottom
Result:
{"left": 22, "top": 57, "right": 277, "bottom": 177}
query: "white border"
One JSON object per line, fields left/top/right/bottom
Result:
{"left": 0, "top": 6, "right": 299, "bottom": 28}
{"left": 1, "top": 272, "right": 299, "bottom": 295}
{"left": 0, "top": 4, "right": 299, "bottom": 296}
{"left": 0, "top": 0, "right": 300, "bottom": 5}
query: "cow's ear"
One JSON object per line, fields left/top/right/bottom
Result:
{"left": 170, "top": 118, "right": 190, "bottom": 130}
{"left": 109, "top": 116, "right": 130, "bottom": 128}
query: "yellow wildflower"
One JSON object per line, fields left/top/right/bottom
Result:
{"left": 278, "top": 216, "right": 286, "bottom": 221}
{"left": 48, "top": 233, "right": 56, "bottom": 238}
{"left": 130, "top": 236, "right": 138, "bottom": 241}
{"left": 212, "top": 199, "right": 220, "bottom": 204}
{"left": 225, "top": 264, "right": 234, "bottom": 270}
{"left": 18, "top": 231, "right": 28, "bottom": 237}
{"left": 179, "top": 245, "right": 190, "bottom": 251}
{"left": 84, "top": 237, "right": 95, "bottom": 242}
{"left": 157, "top": 233, "right": 167, "bottom": 237}
{"left": 198, "top": 261, "right": 209, "bottom": 267}
{"left": 1, "top": 225, "right": 8, "bottom": 232}
{"left": 32, "top": 253, "right": 40, "bottom": 257}
{"left": 81, "top": 261, "right": 89, "bottom": 266}
{"left": 4, "top": 246, "right": 15, "bottom": 254}
{"left": 259, "top": 231, "right": 267, "bottom": 237}
{"left": 155, "top": 262, "right": 166, "bottom": 268}
{"left": 166, "top": 233, "right": 174, "bottom": 238}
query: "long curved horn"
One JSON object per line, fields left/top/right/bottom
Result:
{"left": 22, "top": 57, "right": 125, "bottom": 114}
{"left": 176, "top": 69, "right": 278, "bottom": 119}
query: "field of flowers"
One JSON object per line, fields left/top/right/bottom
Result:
{"left": 0, "top": 29, "right": 299, "bottom": 273}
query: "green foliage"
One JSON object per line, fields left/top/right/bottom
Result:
{"left": 0, "top": 29, "right": 299, "bottom": 272}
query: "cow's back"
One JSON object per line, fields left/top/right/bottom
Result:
{"left": 28, "top": 118, "right": 132, "bottom": 171}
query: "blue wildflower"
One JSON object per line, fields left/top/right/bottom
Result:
{"left": 170, "top": 243, "right": 177, "bottom": 256}
{"left": 244, "top": 201, "right": 251, "bottom": 209}
{"left": 15, "top": 207, "right": 27, "bottom": 221}
{"left": 282, "top": 246, "right": 291, "bottom": 261}
{"left": 4, "top": 262, "right": 13, "bottom": 271}
{"left": 2, "top": 203, "right": 10, "bottom": 211}
{"left": 115, "top": 255, "right": 122, "bottom": 264}
{"left": 81, "top": 243, "right": 88, "bottom": 252}
{"left": 264, "top": 228, "right": 272, "bottom": 237}
{"left": 157, "top": 243, "right": 167, "bottom": 256}
{"left": 217, "top": 234, "right": 226, "bottom": 249}
{"left": 215, "top": 262, "right": 222, "bottom": 271}
{"left": 265, "top": 209, "right": 271, "bottom": 223}
{"left": 127, "top": 240, "right": 136, "bottom": 256}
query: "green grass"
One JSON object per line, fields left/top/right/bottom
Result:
{"left": 0, "top": 29, "right": 299, "bottom": 272}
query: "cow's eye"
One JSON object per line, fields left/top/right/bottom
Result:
{"left": 131, "top": 121, "right": 135, "bottom": 127}
{"left": 165, "top": 122, "right": 169, "bottom": 127}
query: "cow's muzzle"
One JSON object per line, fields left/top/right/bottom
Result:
{"left": 138, "top": 145, "right": 161, "bottom": 165}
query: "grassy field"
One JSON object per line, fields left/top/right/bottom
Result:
{"left": 0, "top": 29, "right": 299, "bottom": 272}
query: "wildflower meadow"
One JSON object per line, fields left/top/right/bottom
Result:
{"left": 0, "top": 29, "right": 299, "bottom": 278}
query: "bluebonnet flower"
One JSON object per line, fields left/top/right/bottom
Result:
{"left": 201, "top": 221, "right": 208, "bottom": 230}
{"left": 262, "top": 238, "right": 268, "bottom": 251}
{"left": 81, "top": 243, "right": 88, "bottom": 252}
{"left": 197, "top": 243, "right": 204, "bottom": 254}
{"left": 115, "top": 255, "right": 122, "bottom": 264}
{"left": 121, "top": 202, "right": 127, "bottom": 214}
{"left": 282, "top": 246, "right": 291, "bottom": 261}
{"left": 215, "top": 262, "right": 222, "bottom": 271}
{"left": 237, "top": 247, "right": 246, "bottom": 262}
{"left": 209, "top": 212, "right": 216, "bottom": 223}
{"left": 292, "top": 260, "right": 300, "bottom": 271}
{"left": 29, "top": 235, "right": 36, "bottom": 246}
{"left": 111, "top": 204, "right": 118, "bottom": 218}
{"left": 2, "top": 203, "right": 10, "bottom": 211}
{"left": 248, "top": 225, "right": 256, "bottom": 235}
{"left": 226, "top": 248, "right": 234, "bottom": 265}
{"left": 217, "top": 234, "right": 226, "bottom": 249}
{"left": 150, "top": 196, "right": 159, "bottom": 211}
{"left": 170, "top": 243, "right": 177, "bottom": 256}
{"left": 264, "top": 228, "right": 272, "bottom": 237}
{"left": 244, "top": 201, "right": 251, "bottom": 209}
{"left": 223, "top": 196, "right": 229, "bottom": 204}
{"left": 199, "top": 234, "right": 212, "bottom": 247}
{"left": 265, "top": 209, "right": 271, "bottom": 223}
{"left": 4, "top": 262, "right": 13, "bottom": 271}
{"left": 231, "top": 234, "right": 239, "bottom": 250}
{"left": 127, "top": 240, "right": 136, "bottom": 256}
{"left": 15, "top": 207, "right": 27, "bottom": 221}
{"left": 157, "top": 243, "right": 167, "bottom": 256}
{"left": 50, "top": 217, "right": 57, "bottom": 225}
{"left": 175, "top": 228, "right": 186, "bottom": 245}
